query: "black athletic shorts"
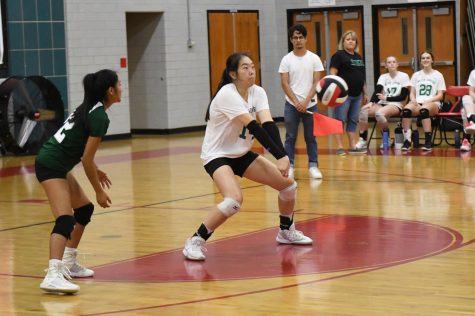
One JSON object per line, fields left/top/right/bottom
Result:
{"left": 204, "top": 151, "right": 259, "bottom": 178}
{"left": 35, "top": 160, "right": 68, "bottom": 183}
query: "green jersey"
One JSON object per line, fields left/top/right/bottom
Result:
{"left": 36, "top": 104, "right": 110, "bottom": 173}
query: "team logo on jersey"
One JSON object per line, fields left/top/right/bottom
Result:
{"left": 248, "top": 106, "right": 257, "bottom": 114}
{"left": 350, "top": 59, "right": 364, "bottom": 67}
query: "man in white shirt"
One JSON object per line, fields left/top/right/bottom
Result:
{"left": 279, "top": 24, "right": 324, "bottom": 179}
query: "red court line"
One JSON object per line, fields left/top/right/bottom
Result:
{"left": 81, "top": 223, "right": 467, "bottom": 316}
{"left": 0, "top": 146, "right": 201, "bottom": 178}
{"left": 1, "top": 145, "right": 468, "bottom": 178}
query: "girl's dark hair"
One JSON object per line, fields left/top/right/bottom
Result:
{"left": 72, "top": 69, "right": 118, "bottom": 129}
{"left": 205, "top": 52, "right": 250, "bottom": 121}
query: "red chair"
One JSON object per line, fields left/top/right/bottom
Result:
{"left": 432, "top": 86, "right": 470, "bottom": 147}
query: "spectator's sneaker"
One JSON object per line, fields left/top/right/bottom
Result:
{"left": 465, "top": 121, "right": 475, "bottom": 134}
{"left": 308, "top": 167, "right": 322, "bottom": 179}
{"left": 40, "top": 260, "right": 80, "bottom": 294}
{"left": 62, "top": 248, "right": 94, "bottom": 278}
{"left": 421, "top": 140, "right": 432, "bottom": 151}
{"left": 276, "top": 224, "right": 313, "bottom": 245}
{"left": 336, "top": 148, "right": 346, "bottom": 156}
{"left": 402, "top": 140, "right": 412, "bottom": 151}
{"left": 355, "top": 137, "right": 367, "bottom": 150}
{"left": 183, "top": 236, "right": 206, "bottom": 261}
{"left": 288, "top": 166, "right": 294, "bottom": 179}
{"left": 460, "top": 138, "right": 471, "bottom": 152}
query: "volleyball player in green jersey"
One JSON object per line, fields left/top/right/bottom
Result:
{"left": 35, "top": 69, "right": 121, "bottom": 293}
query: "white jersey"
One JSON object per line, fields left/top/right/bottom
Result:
{"left": 278, "top": 50, "right": 324, "bottom": 108}
{"left": 376, "top": 71, "right": 411, "bottom": 105}
{"left": 201, "top": 84, "right": 270, "bottom": 165}
{"left": 467, "top": 69, "right": 475, "bottom": 87}
{"left": 411, "top": 69, "right": 446, "bottom": 105}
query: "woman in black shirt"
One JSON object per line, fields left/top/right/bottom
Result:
{"left": 330, "top": 30, "right": 367, "bottom": 155}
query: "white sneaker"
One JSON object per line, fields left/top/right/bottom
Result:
{"left": 308, "top": 166, "right": 322, "bottom": 179}
{"left": 183, "top": 236, "right": 206, "bottom": 260}
{"left": 63, "top": 248, "right": 94, "bottom": 278}
{"left": 276, "top": 223, "right": 313, "bottom": 245}
{"left": 466, "top": 122, "right": 475, "bottom": 134}
{"left": 40, "top": 260, "right": 80, "bottom": 294}
{"left": 460, "top": 138, "right": 471, "bottom": 152}
{"left": 288, "top": 166, "right": 294, "bottom": 179}
{"left": 355, "top": 137, "right": 367, "bottom": 150}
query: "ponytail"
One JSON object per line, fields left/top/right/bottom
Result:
{"left": 205, "top": 52, "right": 251, "bottom": 121}
{"left": 72, "top": 69, "right": 118, "bottom": 129}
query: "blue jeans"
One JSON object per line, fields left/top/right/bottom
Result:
{"left": 333, "top": 95, "right": 362, "bottom": 133}
{"left": 284, "top": 102, "right": 318, "bottom": 168}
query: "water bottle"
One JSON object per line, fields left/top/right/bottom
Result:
{"left": 454, "top": 129, "right": 461, "bottom": 148}
{"left": 412, "top": 130, "right": 419, "bottom": 148}
{"left": 394, "top": 125, "right": 404, "bottom": 149}
{"left": 382, "top": 128, "right": 389, "bottom": 149}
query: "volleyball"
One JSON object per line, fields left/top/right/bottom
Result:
{"left": 316, "top": 75, "right": 349, "bottom": 107}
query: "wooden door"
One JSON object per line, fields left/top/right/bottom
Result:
{"left": 417, "top": 6, "right": 455, "bottom": 86}
{"left": 208, "top": 11, "right": 260, "bottom": 97}
{"left": 375, "top": 5, "right": 456, "bottom": 87}
{"left": 292, "top": 12, "right": 326, "bottom": 61}
{"left": 328, "top": 10, "right": 364, "bottom": 58}
{"left": 377, "top": 8, "right": 415, "bottom": 77}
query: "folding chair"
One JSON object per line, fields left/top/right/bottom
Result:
{"left": 432, "top": 86, "right": 470, "bottom": 147}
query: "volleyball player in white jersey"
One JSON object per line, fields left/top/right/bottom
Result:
{"left": 460, "top": 69, "right": 475, "bottom": 151}
{"left": 183, "top": 52, "right": 312, "bottom": 261}
{"left": 401, "top": 51, "right": 446, "bottom": 151}
{"left": 355, "top": 56, "right": 411, "bottom": 149}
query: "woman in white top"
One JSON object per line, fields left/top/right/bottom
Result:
{"left": 355, "top": 56, "right": 411, "bottom": 149}
{"left": 401, "top": 51, "right": 446, "bottom": 151}
{"left": 183, "top": 52, "right": 312, "bottom": 261}
{"left": 460, "top": 69, "right": 475, "bottom": 151}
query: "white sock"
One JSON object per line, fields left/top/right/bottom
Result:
{"left": 64, "top": 247, "right": 76, "bottom": 254}
{"left": 403, "top": 129, "right": 412, "bottom": 141}
{"left": 49, "top": 259, "right": 62, "bottom": 266}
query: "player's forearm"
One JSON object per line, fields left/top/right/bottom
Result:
{"left": 82, "top": 159, "right": 103, "bottom": 193}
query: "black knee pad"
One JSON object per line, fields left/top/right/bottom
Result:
{"left": 51, "top": 215, "right": 76, "bottom": 239}
{"left": 402, "top": 109, "right": 413, "bottom": 118}
{"left": 74, "top": 203, "right": 94, "bottom": 226}
{"left": 419, "top": 108, "right": 430, "bottom": 120}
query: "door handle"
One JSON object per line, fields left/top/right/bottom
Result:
{"left": 433, "top": 60, "right": 454, "bottom": 66}
{"left": 411, "top": 57, "right": 417, "bottom": 71}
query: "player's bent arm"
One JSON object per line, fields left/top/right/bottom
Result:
{"left": 280, "top": 72, "right": 299, "bottom": 105}
{"left": 329, "top": 67, "right": 338, "bottom": 76}
{"left": 234, "top": 113, "right": 286, "bottom": 160}
{"left": 469, "top": 86, "right": 475, "bottom": 100}
{"left": 257, "top": 109, "right": 285, "bottom": 152}
{"left": 82, "top": 136, "right": 104, "bottom": 194}
{"left": 256, "top": 109, "right": 273, "bottom": 124}
{"left": 428, "top": 90, "right": 444, "bottom": 103}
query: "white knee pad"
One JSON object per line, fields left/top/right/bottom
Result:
{"left": 359, "top": 110, "right": 369, "bottom": 123}
{"left": 462, "top": 95, "right": 474, "bottom": 107}
{"left": 217, "top": 197, "right": 241, "bottom": 217}
{"left": 375, "top": 111, "right": 387, "bottom": 124}
{"left": 279, "top": 181, "right": 297, "bottom": 201}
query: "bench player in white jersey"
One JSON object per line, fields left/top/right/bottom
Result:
{"left": 355, "top": 56, "right": 411, "bottom": 149}
{"left": 182, "top": 52, "right": 312, "bottom": 261}
{"left": 401, "top": 51, "right": 446, "bottom": 151}
{"left": 460, "top": 69, "right": 475, "bottom": 151}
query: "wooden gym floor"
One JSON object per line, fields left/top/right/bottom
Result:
{"left": 1, "top": 126, "right": 475, "bottom": 315}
